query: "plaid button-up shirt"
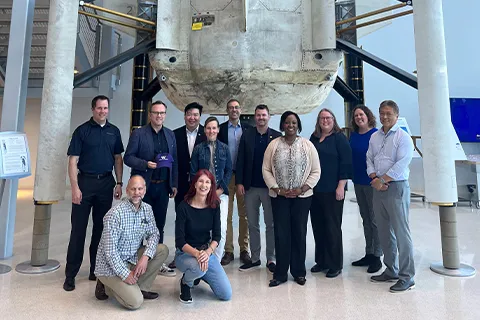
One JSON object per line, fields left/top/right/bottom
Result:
{"left": 94, "top": 198, "right": 160, "bottom": 281}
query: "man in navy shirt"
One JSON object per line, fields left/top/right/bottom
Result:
{"left": 64, "top": 95, "right": 124, "bottom": 292}
{"left": 124, "top": 100, "right": 178, "bottom": 277}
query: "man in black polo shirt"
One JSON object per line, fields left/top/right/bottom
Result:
{"left": 124, "top": 100, "right": 178, "bottom": 277}
{"left": 64, "top": 95, "right": 124, "bottom": 292}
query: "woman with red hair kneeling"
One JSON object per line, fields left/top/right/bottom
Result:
{"left": 175, "top": 169, "right": 232, "bottom": 303}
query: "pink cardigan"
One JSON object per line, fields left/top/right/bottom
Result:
{"left": 262, "top": 137, "right": 321, "bottom": 198}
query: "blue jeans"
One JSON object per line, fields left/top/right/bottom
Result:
{"left": 175, "top": 249, "right": 232, "bottom": 301}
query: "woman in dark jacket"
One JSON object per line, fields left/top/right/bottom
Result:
{"left": 310, "top": 108, "right": 353, "bottom": 278}
{"left": 190, "top": 116, "right": 232, "bottom": 263}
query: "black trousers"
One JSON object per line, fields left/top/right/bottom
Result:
{"left": 271, "top": 195, "right": 312, "bottom": 281}
{"left": 310, "top": 191, "right": 345, "bottom": 271}
{"left": 174, "top": 185, "right": 188, "bottom": 209}
{"left": 65, "top": 174, "right": 115, "bottom": 278}
{"left": 143, "top": 182, "right": 170, "bottom": 243}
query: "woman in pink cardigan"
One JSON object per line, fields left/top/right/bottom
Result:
{"left": 262, "top": 111, "right": 321, "bottom": 287}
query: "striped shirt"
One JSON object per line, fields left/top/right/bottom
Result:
{"left": 94, "top": 198, "right": 160, "bottom": 280}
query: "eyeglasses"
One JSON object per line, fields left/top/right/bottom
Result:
{"left": 379, "top": 113, "right": 396, "bottom": 118}
{"left": 320, "top": 116, "right": 333, "bottom": 121}
{"left": 151, "top": 111, "right": 166, "bottom": 116}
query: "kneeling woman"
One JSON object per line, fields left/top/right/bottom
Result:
{"left": 175, "top": 169, "right": 232, "bottom": 303}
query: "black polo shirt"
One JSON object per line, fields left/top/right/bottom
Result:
{"left": 151, "top": 126, "right": 169, "bottom": 181}
{"left": 250, "top": 130, "right": 268, "bottom": 188}
{"left": 67, "top": 118, "right": 124, "bottom": 174}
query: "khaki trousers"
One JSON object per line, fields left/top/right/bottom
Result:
{"left": 225, "top": 173, "right": 249, "bottom": 254}
{"left": 98, "top": 244, "right": 168, "bottom": 310}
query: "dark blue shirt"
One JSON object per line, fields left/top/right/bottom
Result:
{"left": 67, "top": 118, "right": 124, "bottom": 174}
{"left": 151, "top": 126, "right": 169, "bottom": 181}
{"left": 350, "top": 128, "right": 378, "bottom": 185}
{"left": 310, "top": 132, "right": 353, "bottom": 193}
{"left": 251, "top": 130, "right": 268, "bottom": 188}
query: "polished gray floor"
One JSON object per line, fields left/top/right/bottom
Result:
{"left": 1, "top": 189, "right": 479, "bottom": 319}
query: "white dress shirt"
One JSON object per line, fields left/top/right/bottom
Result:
{"left": 186, "top": 126, "right": 199, "bottom": 157}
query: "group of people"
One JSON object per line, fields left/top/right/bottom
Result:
{"left": 62, "top": 95, "right": 416, "bottom": 310}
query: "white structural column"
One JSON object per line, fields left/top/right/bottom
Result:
{"left": 312, "top": 0, "right": 336, "bottom": 50}
{"left": 16, "top": 0, "right": 79, "bottom": 274}
{"left": 0, "top": 0, "right": 35, "bottom": 261}
{"left": 412, "top": 0, "right": 475, "bottom": 277}
{"left": 156, "top": 0, "right": 180, "bottom": 50}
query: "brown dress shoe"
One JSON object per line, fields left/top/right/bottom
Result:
{"left": 221, "top": 252, "right": 234, "bottom": 266}
{"left": 95, "top": 280, "right": 108, "bottom": 300}
{"left": 240, "top": 251, "right": 252, "bottom": 264}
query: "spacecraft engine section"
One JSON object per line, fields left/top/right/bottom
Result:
{"left": 152, "top": 0, "right": 342, "bottom": 114}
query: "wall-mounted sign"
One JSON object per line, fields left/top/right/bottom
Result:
{"left": 0, "top": 131, "right": 31, "bottom": 179}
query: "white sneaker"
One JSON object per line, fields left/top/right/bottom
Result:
{"left": 158, "top": 263, "right": 176, "bottom": 277}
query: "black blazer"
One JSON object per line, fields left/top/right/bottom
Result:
{"left": 218, "top": 120, "right": 252, "bottom": 148}
{"left": 124, "top": 124, "right": 178, "bottom": 190}
{"left": 173, "top": 125, "right": 206, "bottom": 204}
{"left": 236, "top": 127, "right": 282, "bottom": 191}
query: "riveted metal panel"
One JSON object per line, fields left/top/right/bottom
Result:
{"left": 259, "top": 0, "right": 302, "bottom": 12}
{"left": 190, "top": 0, "right": 233, "bottom": 12}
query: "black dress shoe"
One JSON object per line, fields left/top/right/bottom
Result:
{"left": 268, "top": 279, "right": 287, "bottom": 287}
{"left": 311, "top": 264, "right": 328, "bottom": 273}
{"left": 88, "top": 273, "right": 97, "bottom": 281}
{"left": 294, "top": 277, "right": 306, "bottom": 286}
{"left": 352, "top": 254, "right": 372, "bottom": 267}
{"left": 95, "top": 280, "right": 108, "bottom": 300}
{"left": 326, "top": 269, "right": 342, "bottom": 278}
{"left": 367, "top": 256, "right": 383, "bottom": 274}
{"left": 141, "top": 290, "right": 159, "bottom": 300}
{"left": 63, "top": 277, "right": 75, "bottom": 291}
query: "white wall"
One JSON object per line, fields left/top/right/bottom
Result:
{"left": 356, "top": 0, "right": 480, "bottom": 136}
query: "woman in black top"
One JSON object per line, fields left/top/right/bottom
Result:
{"left": 175, "top": 169, "right": 232, "bottom": 303}
{"left": 309, "top": 108, "right": 353, "bottom": 278}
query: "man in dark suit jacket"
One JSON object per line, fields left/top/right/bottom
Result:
{"left": 124, "top": 100, "right": 178, "bottom": 277}
{"left": 217, "top": 99, "right": 253, "bottom": 266}
{"left": 173, "top": 102, "right": 206, "bottom": 208}
{"left": 236, "top": 104, "right": 281, "bottom": 272}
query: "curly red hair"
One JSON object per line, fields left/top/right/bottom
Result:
{"left": 184, "top": 169, "right": 220, "bottom": 208}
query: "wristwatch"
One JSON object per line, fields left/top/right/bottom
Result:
{"left": 379, "top": 177, "right": 386, "bottom": 185}
{"left": 116, "top": 182, "right": 123, "bottom": 186}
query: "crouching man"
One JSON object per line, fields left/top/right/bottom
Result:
{"left": 94, "top": 175, "right": 169, "bottom": 310}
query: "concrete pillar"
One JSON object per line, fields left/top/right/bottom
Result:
{"left": 312, "top": 0, "right": 336, "bottom": 50}
{"left": 0, "top": 0, "right": 35, "bottom": 260}
{"left": 412, "top": 0, "right": 475, "bottom": 277}
{"left": 16, "top": 0, "right": 79, "bottom": 274}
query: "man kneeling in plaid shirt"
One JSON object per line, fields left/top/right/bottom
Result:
{"left": 94, "top": 175, "right": 169, "bottom": 309}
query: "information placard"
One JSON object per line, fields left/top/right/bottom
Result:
{"left": 0, "top": 131, "right": 31, "bottom": 179}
